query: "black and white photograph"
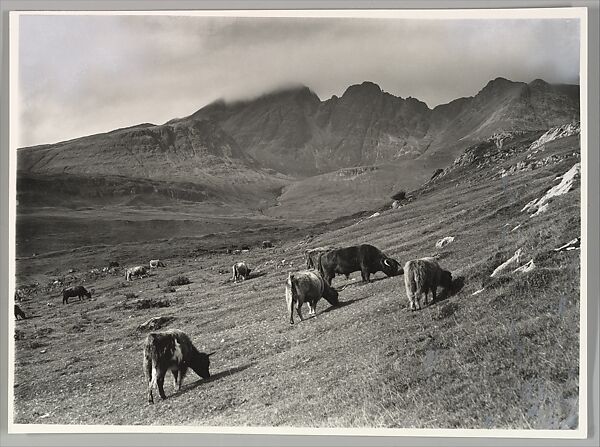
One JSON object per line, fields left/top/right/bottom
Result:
{"left": 7, "top": 7, "right": 589, "bottom": 437}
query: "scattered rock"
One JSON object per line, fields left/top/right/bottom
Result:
{"left": 491, "top": 248, "right": 523, "bottom": 278}
{"left": 435, "top": 236, "right": 455, "bottom": 249}
{"left": 521, "top": 163, "right": 580, "bottom": 217}
{"left": 513, "top": 259, "right": 535, "bottom": 274}
{"left": 554, "top": 237, "right": 581, "bottom": 252}
{"left": 472, "top": 288, "right": 485, "bottom": 296}
{"left": 367, "top": 212, "right": 381, "bottom": 219}
{"left": 137, "top": 316, "right": 174, "bottom": 331}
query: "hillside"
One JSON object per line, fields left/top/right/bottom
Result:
{"left": 13, "top": 127, "right": 581, "bottom": 429}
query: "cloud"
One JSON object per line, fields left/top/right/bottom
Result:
{"left": 17, "top": 15, "right": 580, "bottom": 147}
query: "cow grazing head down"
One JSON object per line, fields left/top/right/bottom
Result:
{"left": 144, "top": 330, "right": 215, "bottom": 403}
{"left": 322, "top": 283, "right": 340, "bottom": 306}
{"left": 192, "top": 351, "right": 215, "bottom": 380}
{"left": 381, "top": 257, "right": 403, "bottom": 277}
{"left": 440, "top": 270, "right": 453, "bottom": 289}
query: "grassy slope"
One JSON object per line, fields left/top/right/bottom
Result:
{"left": 13, "top": 136, "right": 581, "bottom": 429}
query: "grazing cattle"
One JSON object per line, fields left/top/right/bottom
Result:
{"left": 62, "top": 285, "right": 92, "bottom": 305}
{"left": 149, "top": 259, "right": 166, "bottom": 269}
{"left": 403, "top": 257, "right": 453, "bottom": 311}
{"left": 14, "top": 304, "right": 26, "bottom": 320}
{"left": 143, "top": 329, "right": 214, "bottom": 403}
{"left": 319, "top": 244, "right": 403, "bottom": 285}
{"left": 126, "top": 265, "right": 148, "bottom": 281}
{"left": 262, "top": 240, "right": 273, "bottom": 249}
{"left": 232, "top": 262, "right": 252, "bottom": 282}
{"left": 285, "top": 270, "right": 339, "bottom": 325}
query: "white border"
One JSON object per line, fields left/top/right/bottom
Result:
{"left": 7, "top": 7, "right": 589, "bottom": 439}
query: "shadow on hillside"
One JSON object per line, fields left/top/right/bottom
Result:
{"left": 333, "top": 275, "right": 391, "bottom": 290}
{"left": 319, "top": 294, "right": 371, "bottom": 315}
{"left": 223, "top": 271, "right": 267, "bottom": 285}
{"left": 170, "top": 363, "right": 255, "bottom": 398}
{"left": 248, "top": 271, "right": 267, "bottom": 280}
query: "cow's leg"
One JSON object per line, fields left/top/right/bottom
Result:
{"left": 431, "top": 287, "right": 437, "bottom": 303}
{"left": 171, "top": 370, "right": 179, "bottom": 390}
{"left": 361, "top": 269, "right": 370, "bottom": 283}
{"left": 308, "top": 301, "right": 316, "bottom": 316}
{"left": 156, "top": 369, "right": 167, "bottom": 400}
{"left": 296, "top": 302, "right": 304, "bottom": 322}
{"left": 178, "top": 366, "right": 188, "bottom": 390}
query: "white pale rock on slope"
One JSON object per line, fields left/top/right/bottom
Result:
{"left": 528, "top": 122, "right": 580, "bottom": 152}
{"left": 521, "top": 163, "right": 580, "bottom": 217}
{"left": 491, "top": 248, "right": 523, "bottom": 278}
{"left": 554, "top": 237, "right": 581, "bottom": 252}
{"left": 435, "top": 236, "right": 455, "bottom": 249}
{"left": 513, "top": 259, "right": 536, "bottom": 274}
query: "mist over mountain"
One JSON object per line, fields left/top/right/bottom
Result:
{"left": 19, "top": 77, "right": 579, "bottom": 182}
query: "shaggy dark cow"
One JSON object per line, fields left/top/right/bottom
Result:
{"left": 319, "top": 244, "right": 403, "bottom": 285}
{"left": 262, "top": 240, "right": 273, "bottom": 249}
{"left": 403, "top": 257, "right": 453, "bottom": 311}
{"left": 62, "top": 285, "right": 92, "bottom": 305}
{"left": 14, "top": 304, "right": 26, "bottom": 320}
{"left": 232, "top": 261, "right": 252, "bottom": 282}
{"left": 285, "top": 270, "right": 339, "bottom": 325}
{"left": 143, "top": 329, "right": 214, "bottom": 403}
{"left": 305, "top": 246, "right": 351, "bottom": 280}
{"left": 108, "top": 261, "right": 120, "bottom": 268}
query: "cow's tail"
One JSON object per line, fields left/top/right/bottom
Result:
{"left": 143, "top": 334, "right": 157, "bottom": 382}
{"left": 287, "top": 274, "right": 299, "bottom": 324}
{"left": 404, "top": 261, "right": 418, "bottom": 300}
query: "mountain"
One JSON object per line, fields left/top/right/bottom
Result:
{"left": 18, "top": 77, "right": 579, "bottom": 180}
{"left": 177, "top": 77, "right": 579, "bottom": 174}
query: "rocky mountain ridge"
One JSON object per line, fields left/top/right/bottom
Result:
{"left": 18, "top": 77, "right": 579, "bottom": 183}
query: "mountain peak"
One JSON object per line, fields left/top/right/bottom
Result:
{"left": 528, "top": 78, "right": 550, "bottom": 89}
{"left": 484, "top": 77, "right": 518, "bottom": 89}
{"left": 342, "top": 81, "right": 383, "bottom": 97}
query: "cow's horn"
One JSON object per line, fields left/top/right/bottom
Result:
{"left": 207, "top": 351, "right": 216, "bottom": 357}
{"left": 383, "top": 259, "right": 391, "bottom": 267}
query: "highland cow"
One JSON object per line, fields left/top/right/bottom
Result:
{"left": 403, "top": 257, "right": 453, "bottom": 311}
{"left": 143, "top": 329, "right": 214, "bottom": 404}
{"left": 62, "top": 285, "right": 92, "bottom": 305}
{"left": 285, "top": 270, "right": 339, "bottom": 325}
{"left": 149, "top": 259, "right": 166, "bottom": 269}
{"left": 232, "top": 262, "right": 252, "bottom": 282}
{"left": 319, "top": 244, "right": 403, "bottom": 285}
{"left": 126, "top": 265, "right": 148, "bottom": 281}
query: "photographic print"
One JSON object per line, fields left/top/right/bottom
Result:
{"left": 8, "top": 8, "right": 588, "bottom": 437}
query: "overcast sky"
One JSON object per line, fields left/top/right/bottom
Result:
{"left": 17, "top": 15, "right": 580, "bottom": 147}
